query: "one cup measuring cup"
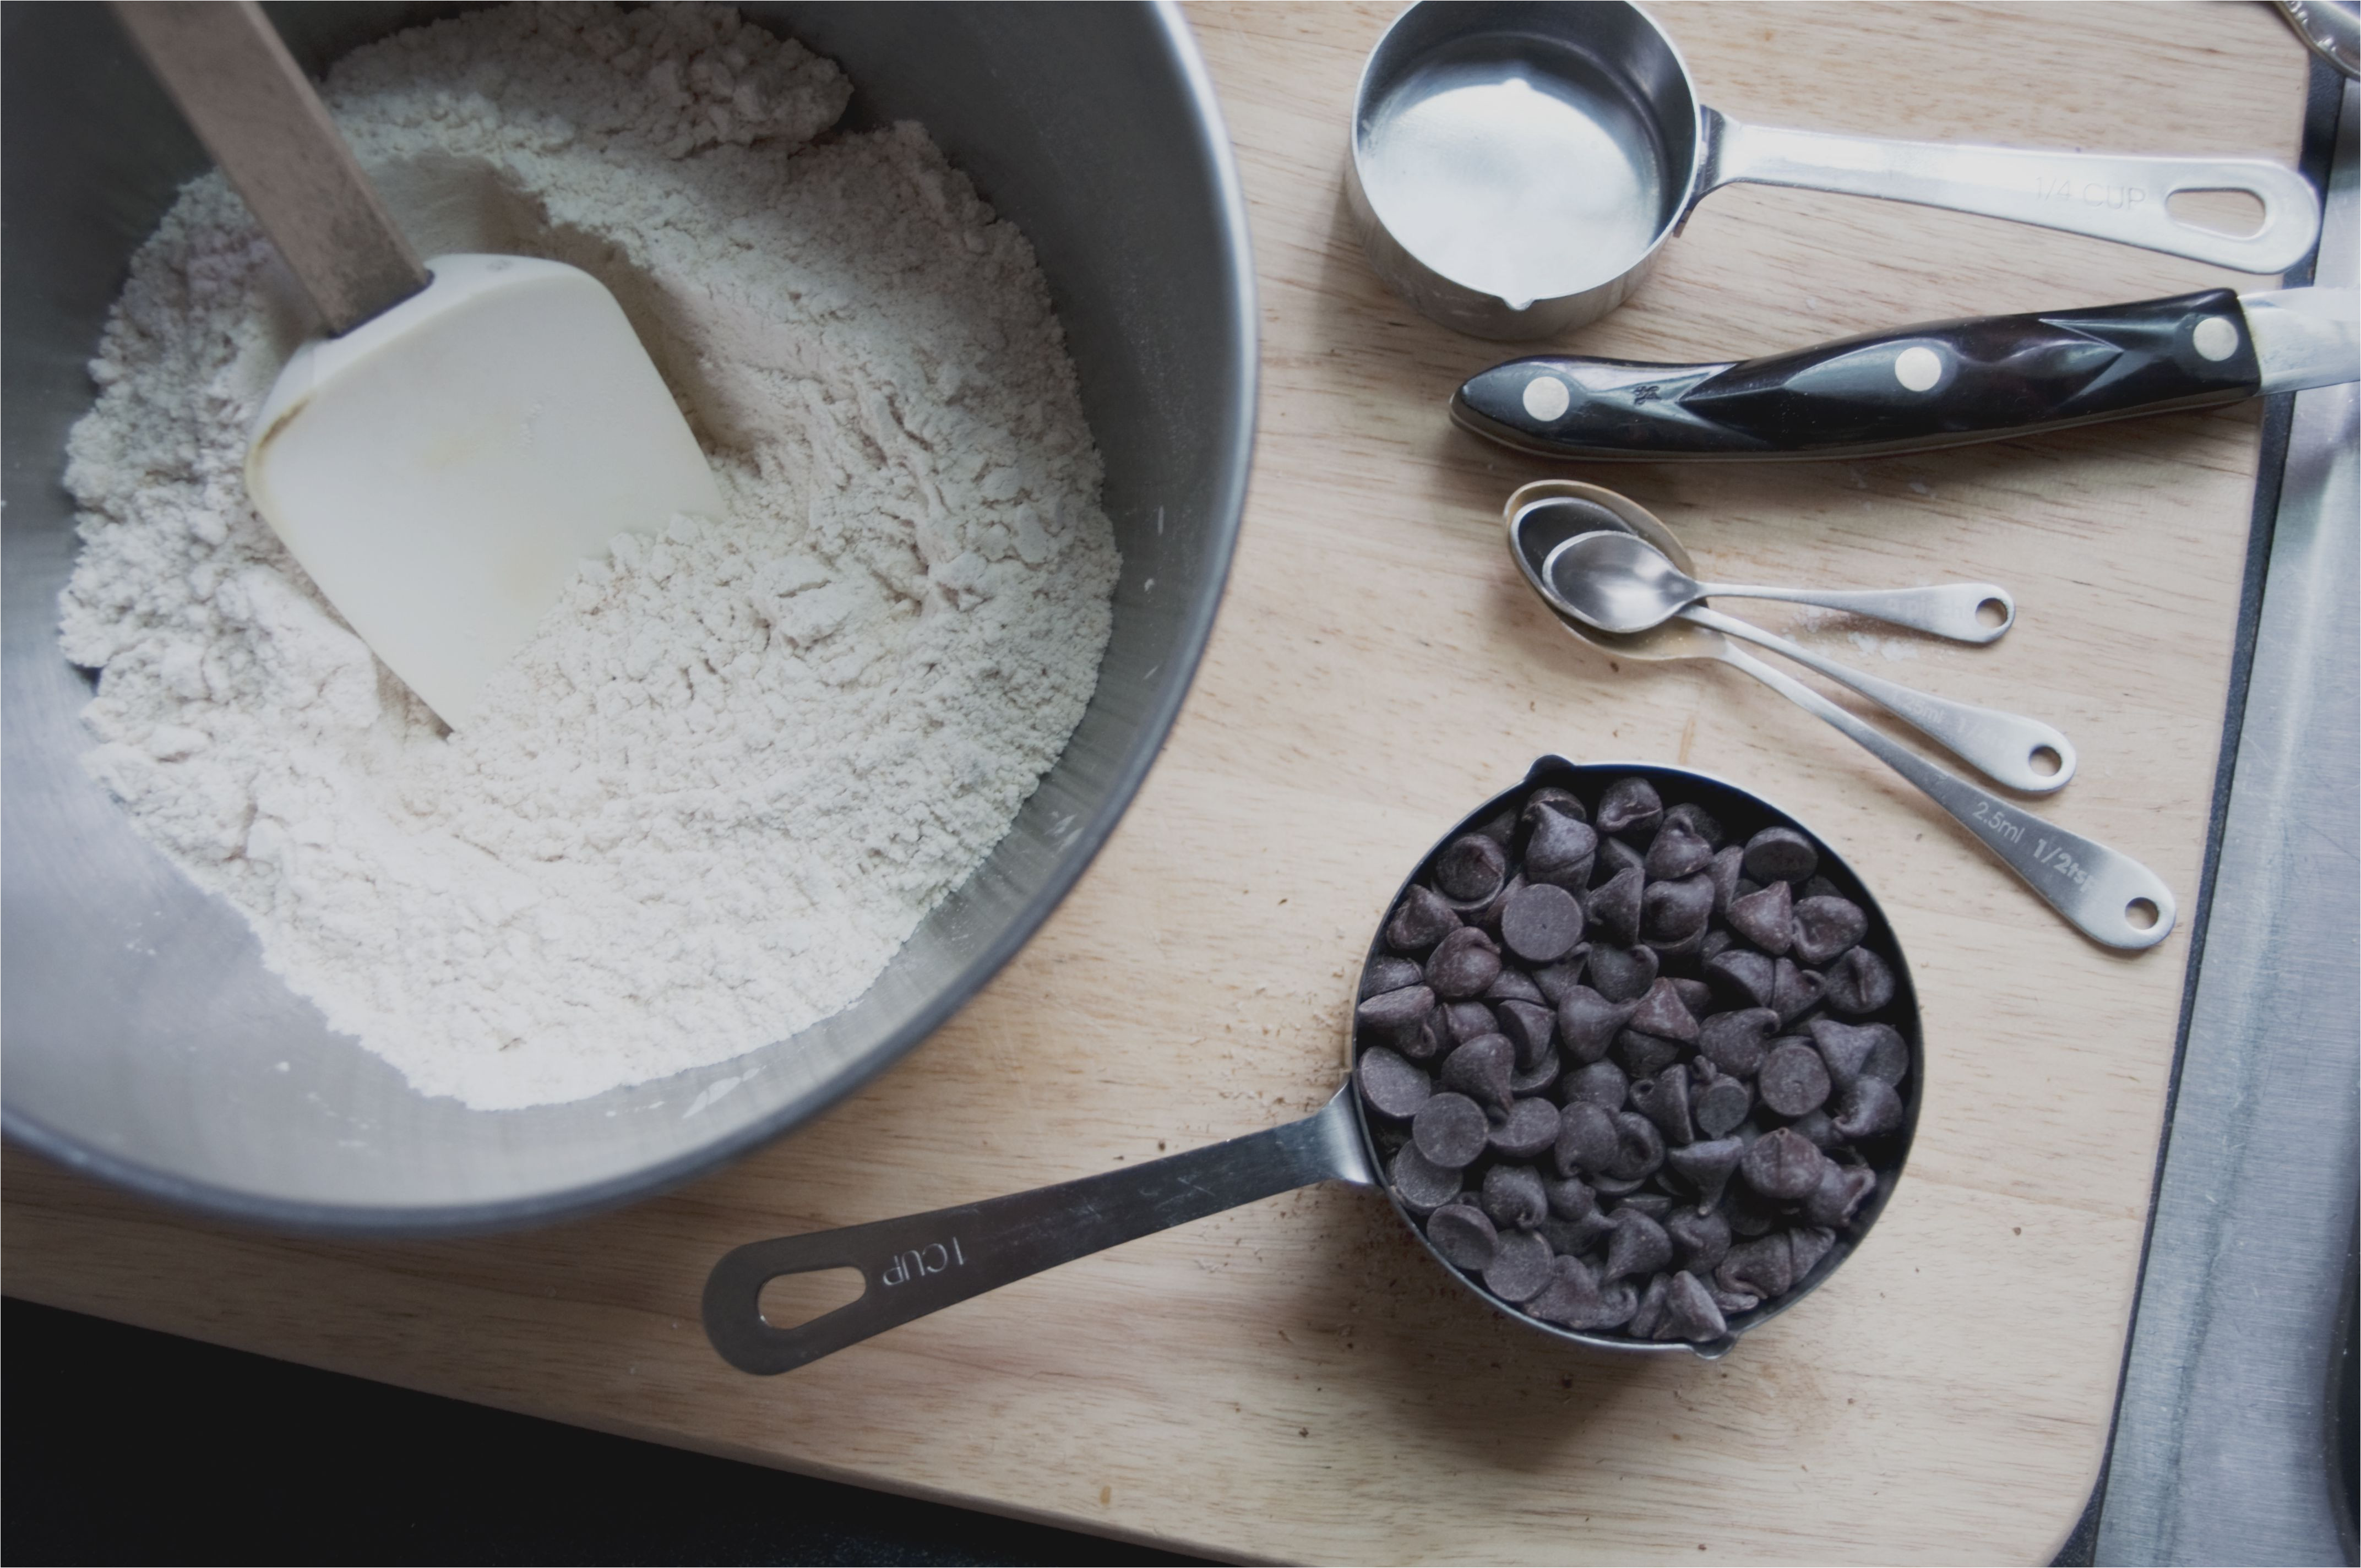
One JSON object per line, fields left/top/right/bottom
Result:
{"left": 705, "top": 758, "right": 1922, "bottom": 1373}
{"left": 1345, "top": 1, "right": 2325, "bottom": 339}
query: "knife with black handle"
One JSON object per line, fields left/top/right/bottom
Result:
{"left": 1452, "top": 287, "right": 2358, "bottom": 461}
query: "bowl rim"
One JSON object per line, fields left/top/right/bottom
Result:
{"left": 1, "top": 0, "right": 1261, "bottom": 1237}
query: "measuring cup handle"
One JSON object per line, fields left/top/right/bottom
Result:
{"left": 702, "top": 1089, "right": 1375, "bottom": 1374}
{"left": 1699, "top": 112, "right": 2322, "bottom": 275}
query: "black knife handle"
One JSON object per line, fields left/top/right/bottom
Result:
{"left": 1451, "top": 290, "right": 2264, "bottom": 461}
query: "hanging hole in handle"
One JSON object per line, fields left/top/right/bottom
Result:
{"left": 759, "top": 1266, "right": 867, "bottom": 1330}
{"left": 2166, "top": 188, "right": 2268, "bottom": 238}
{"left": 2125, "top": 897, "right": 2162, "bottom": 932}
{"left": 2029, "top": 745, "right": 2064, "bottom": 778}
{"left": 1976, "top": 597, "right": 2011, "bottom": 630}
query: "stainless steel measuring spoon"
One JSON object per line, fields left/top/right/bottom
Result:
{"left": 705, "top": 758, "right": 1923, "bottom": 1374}
{"left": 1543, "top": 529, "right": 2014, "bottom": 643}
{"left": 1347, "top": 1, "right": 2325, "bottom": 340}
{"left": 1537, "top": 532, "right": 2072, "bottom": 793}
{"left": 1506, "top": 481, "right": 2175, "bottom": 949}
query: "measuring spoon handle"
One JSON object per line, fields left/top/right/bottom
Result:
{"left": 1719, "top": 645, "right": 2173, "bottom": 950}
{"left": 1688, "top": 607, "right": 2074, "bottom": 793}
{"left": 1696, "top": 579, "right": 2014, "bottom": 644}
{"left": 703, "top": 1090, "right": 1373, "bottom": 1374}
{"left": 1700, "top": 113, "right": 2321, "bottom": 275}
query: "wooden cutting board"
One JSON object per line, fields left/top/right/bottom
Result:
{"left": 2, "top": 5, "right": 2315, "bottom": 1560}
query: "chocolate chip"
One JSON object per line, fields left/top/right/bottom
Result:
{"left": 1630, "top": 1062, "right": 1694, "bottom": 1145}
{"left": 1356, "top": 1046, "right": 1431, "bottom": 1120}
{"left": 1499, "top": 881, "right": 1585, "bottom": 964}
{"left": 1769, "top": 959, "right": 1826, "bottom": 1024}
{"left": 1563, "top": 1060, "right": 1627, "bottom": 1112}
{"left": 1723, "top": 1181, "right": 1779, "bottom": 1237}
{"left": 1356, "top": 984, "right": 1436, "bottom": 1046}
{"left": 1641, "top": 874, "right": 1714, "bottom": 948}
{"left": 1803, "top": 1162, "right": 1876, "bottom": 1228}
{"left": 1644, "top": 818, "right": 1715, "bottom": 879}
{"left": 1425, "top": 927, "right": 1503, "bottom": 999}
{"left": 1434, "top": 832, "right": 1509, "bottom": 903}
{"left": 1718, "top": 1233, "right": 1796, "bottom": 1300}
{"left": 1489, "top": 1097, "right": 1563, "bottom": 1159}
{"left": 1481, "top": 1228, "right": 1555, "bottom": 1303}
{"left": 1473, "top": 807, "right": 1517, "bottom": 846}
{"left": 1790, "top": 895, "right": 1868, "bottom": 966}
{"left": 1388, "top": 1142, "right": 1461, "bottom": 1214}
{"left": 1665, "top": 1136, "right": 1744, "bottom": 1210}
{"left": 1662, "top": 1268, "right": 1728, "bottom": 1343}
{"left": 1700, "top": 927, "right": 1735, "bottom": 963}
{"left": 1709, "top": 845, "right": 1745, "bottom": 920}
{"left": 1528, "top": 957, "right": 1587, "bottom": 1006}
{"left": 1542, "top": 1209, "right": 1615, "bottom": 1257}
{"left": 1522, "top": 809, "right": 1599, "bottom": 891}
{"left": 1508, "top": 1050, "right": 1562, "bottom": 1097}
{"left": 1360, "top": 956, "right": 1424, "bottom": 999}
{"left": 1585, "top": 941, "right": 1658, "bottom": 1003}
{"left": 1605, "top": 1208, "right": 1674, "bottom": 1282}
{"left": 1604, "top": 1111, "right": 1666, "bottom": 1182}
{"left": 1613, "top": 1028, "right": 1684, "bottom": 1081}
{"left": 1467, "top": 872, "right": 1521, "bottom": 932}
{"left": 1711, "top": 1283, "right": 1762, "bottom": 1316}
{"left": 1590, "top": 1281, "right": 1640, "bottom": 1330}
{"left": 1440, "top": 1034, "right": 1515, "bottom": 1114}
{"left": 1742, "top": 826, "right": 1818, "bottom": 885}
{"left": 1666, "top": 1206, "right": 1732, "bottom": 1272}
{"left": 1740, "top": 1126, "right": 1827, "bottom": 1201}
{"left": 1758, "top": 1040, "right": 1832, "bottom": 1118}
{"left": 1785, "top": 1108, "right": 1839, "bottom": 1148}
{"left": 1385, "top": 885, "right": 1461, "bottom": 954}
{"left": 1412, "top": 1091, "right": 1490, "bottom": 1169}
{"left": 1525, "top": 1254, "right": 1607, "bottom": 1326}
{"left": 1495, "top": 999, "right": 1555, "bottom": 1068}
{"left": 1596, "top": 776, "right": 1663, "bottom": 840}
{"left": 1705, "top": 947, "right": 1775, "bottom": 1011}
{"left": 1671, "top": 977, "right": 1713, "bottom": 1017}
{"left": 1522, "top": 786, "right": 1587, "bottom": 828}
{"left": 1823, "top": 946, "right": 1896, "bottom": 1016}
{"left": 1426, "top": 1202, "right": 1498, "bottom": 1270}
{"left": 1691, "top": 1074, "right": 1751, "bottom": 1139}
{"left": 1628, "top": 1272, "right": 1673, "bottom": 1339}
{"left": 1629, "top": 977, "right": 1701, "bottom": 1043}
{"left": 1481, "top": 1162, "right": 1549, "bottom": 1229}
{"left": 1789, "top": 1225, "right": 1836, "bottom": 1282}
{"left": 1802, "top": 874, "right": 1843, "bottom": 903}
{"left": 1442, "top": 1000, "right": 1497, "bottom": 1046}
{"left": 1554, "top": 1100, "right": 1619, "bottom": 1177}
{"left": 1533, "top": 1168, "right": 1589, "bottom": 1219}
{"left": 1726, "top": 878, "right": 1792, "bottom": 955}
{"left": 1402, "top": 1005, "right": 1451, "bottom": 1062}
{"left": 1557, "top": 986, "right": 1636, "bottom": 1063}
{"left": 1807, "top": 1019, "right": 1909, "bottom": 1088}
{"left": 1586, "top": 865, "right": 1643, "bottom": 946}
{"left": 1592, "top": 835, "right": 1646, "bottom": 885}
{"left": 1696, "top": 1007, "right": 1777, "bottom": 1079}
{"left": 1831, "top": 1076, "right": 1905, "bottom": 1140}
{"left": 1485, "top": 967, "right": 1547, "bottom": 1006}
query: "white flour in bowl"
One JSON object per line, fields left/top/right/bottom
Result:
{"left": 55, "top": 4, "right": 1120, "bottom": 1109}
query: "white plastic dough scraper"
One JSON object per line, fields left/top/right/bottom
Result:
{"left": 113, "top": 1, "right": 723, "bottom": 729}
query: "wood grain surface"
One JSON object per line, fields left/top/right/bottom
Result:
{"left": 2, "top": 6, "right": 2316, "bottom": 1562}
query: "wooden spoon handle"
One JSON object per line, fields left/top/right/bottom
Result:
{"left": 110, "top": 0, "right": 427, "bottom": 333}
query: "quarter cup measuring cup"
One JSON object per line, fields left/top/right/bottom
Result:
{"left": 1346, "top": 1, "right": 2325, "bottom": 339}
{"left": 704, "top": 757, "right": 1922, "bottom": 1373}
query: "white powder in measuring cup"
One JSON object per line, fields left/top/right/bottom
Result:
{"left": 55, "top": 4, "right": 1120, "bottom": 1109}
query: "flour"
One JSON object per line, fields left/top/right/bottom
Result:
{"left": 56, "top": 4, "right": 1120, "bottom": 1110}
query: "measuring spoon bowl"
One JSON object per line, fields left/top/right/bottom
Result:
{"left": 1348, "top": 1, "right": 2323, "bottom": 339}
{"left": 705, "top": 758, "right": 1923, "bottom": 1373}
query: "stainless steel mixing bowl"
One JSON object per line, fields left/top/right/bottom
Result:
{"left": 0, "top": 2, "right": 1257, "bottom": 1231}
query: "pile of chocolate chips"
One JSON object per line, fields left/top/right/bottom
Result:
{"left": 1352, "top": 774, "right": 1912, "bottom": 1345}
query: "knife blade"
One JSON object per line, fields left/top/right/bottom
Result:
{"left": 1452, "top": 286, "right": 2359, "bottom": 461}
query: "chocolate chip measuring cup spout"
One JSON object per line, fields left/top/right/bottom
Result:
{"left": 705, "top": 759, "right": 1922, "bottom": 1374}
{"left": 1345, "top": 0, "right": 2324, "bottom": 340}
